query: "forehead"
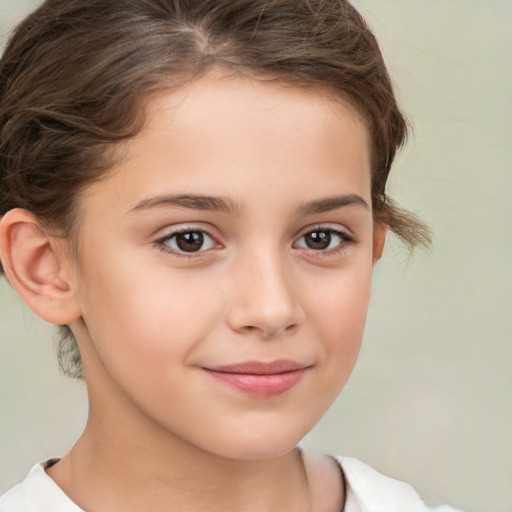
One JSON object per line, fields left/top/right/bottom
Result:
{"left": 84, "top": 72, "right": 372, "bottom": 216}
{"left": 144, "top": 72, "right": 370, "bottom": 154}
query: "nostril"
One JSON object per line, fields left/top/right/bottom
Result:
{"left": 285, "top": 324, "right": 298, "bottom": 334}
{"left": 241, "top": 323, "right": 298, "bottom": 338}
{"left": 242, "top": 325, "right": 264, "bottom": 336}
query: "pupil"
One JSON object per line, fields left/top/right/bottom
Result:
{"left": 176, "top": 232, "right": 204, "bottom": 252}
{"left": 305, "top": 231, "right": 331, "bottom": 250}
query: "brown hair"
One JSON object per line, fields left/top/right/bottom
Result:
{"left": 0, "top": 0, "right": 430, "bottom": 379}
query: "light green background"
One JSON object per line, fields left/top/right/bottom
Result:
{"left": 1, "top": 1, "right": 511, "bottom": 511}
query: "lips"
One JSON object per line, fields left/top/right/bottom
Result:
{"left": 202, "top": 360, "right": 310, "bottom": 398}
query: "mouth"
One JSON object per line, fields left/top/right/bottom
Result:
{"left": 201, "top": 360, "right": 311, "bottom": 398}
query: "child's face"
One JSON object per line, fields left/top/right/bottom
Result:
{"left": 69, "top": 71, "right": 378, "bottom": 459}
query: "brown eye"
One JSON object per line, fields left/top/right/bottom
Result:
{"left": 159, "top": 230, "right": 216, "bottom": 254}
{"left": 294, "top": 228, "right": 353, "bottom": 252}
{"left": 175, "top": 232, "right": 204, "bottom": 252}
{"left": 304, "top": 230, "right": 332, "bottom": 250}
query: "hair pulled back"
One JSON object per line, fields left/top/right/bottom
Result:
{"left": 0, "top": 0, "right": 430, "bottom": 379}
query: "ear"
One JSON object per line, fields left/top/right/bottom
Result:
{"left": 372, "top": 221, "right": 387, "bottom": 264}
{"left": 0, "top": 208, "right": 81, "bottom": 325}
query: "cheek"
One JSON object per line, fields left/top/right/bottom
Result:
{"left": 76, "top": 254, "right": 220, "bottom": 390}
{"left": 310, "top": 261, "right": 372, "bottom": 336}
{"left": 306, "top": 262, "right": 372, "bottom": 381}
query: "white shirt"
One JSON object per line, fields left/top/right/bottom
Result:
{"left": 0, "top": 456, "right": 463, "bottom": 512}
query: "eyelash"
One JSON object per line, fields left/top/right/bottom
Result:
{"left": 153, "top": 227, "right": 219, "bottom": 259}
{"left": 153, "top": 225, "right": 356, "bottom": 259}
{"left": 294, "top": 226, "right": 356, "bottom": 256}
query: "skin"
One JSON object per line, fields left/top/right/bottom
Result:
{"left": 0, "top": 70, "right": 386, "bottom": 511}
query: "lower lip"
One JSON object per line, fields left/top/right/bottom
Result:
{"left": 203, "top": 368, "right": 308, "bottom": 398}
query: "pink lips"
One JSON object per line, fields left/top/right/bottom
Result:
{"left": 202, "top": 360, "right": 310, "bottom": 398}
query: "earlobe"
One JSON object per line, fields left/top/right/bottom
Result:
{"left": 0, "top": 208, "right": 81, "bottom": 325}
{"left": 372, "top": 221, "right": 387, "bottom": 264}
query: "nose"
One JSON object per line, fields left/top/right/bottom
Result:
{"left": 226, "top": 250, "right": 303, "bottom": 339}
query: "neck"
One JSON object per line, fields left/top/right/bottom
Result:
{"left": 47, "top": 399, "right": 310, "bottom": 512}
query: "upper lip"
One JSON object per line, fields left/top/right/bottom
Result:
{"left": 205, "top": 360, "right": 310, "bottom": 375}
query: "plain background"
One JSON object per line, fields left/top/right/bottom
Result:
{"left": 0, "top": 1, "right": 510, "bottom": 511}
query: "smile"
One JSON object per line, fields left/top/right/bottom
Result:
{"left": 202, "top": 360, "right": 311, "bottom": 398}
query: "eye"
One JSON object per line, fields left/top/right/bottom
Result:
{"left": 294, "top": 228, "right": 353, "bottom": 252}
{"left": 156, "top": 229, "right": 216, "bottom": 254}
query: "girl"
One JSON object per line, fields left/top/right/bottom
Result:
{"left": 0, "top": 1, "right": 461, "bottom": 510}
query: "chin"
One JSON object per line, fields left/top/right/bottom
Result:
{"left": 196, "top": 416, "right": 312, "bottom": 461}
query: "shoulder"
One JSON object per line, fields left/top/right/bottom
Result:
{"left": 336, "top": 456, "right": 464, "bottom": 512}
{"left": 0, "top": 461, "right": 83, "bottom": 512}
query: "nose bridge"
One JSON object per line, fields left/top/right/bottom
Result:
{"left": 227, "top": 243, "right": 301, "bottom": 338}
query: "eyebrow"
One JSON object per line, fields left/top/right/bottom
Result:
{"left": 129, "top": 192, "right": 369, "bottom": 216}
{"left": 129, "top": 194, "right": 241, "bottom": 215}
{"left": 298, "top": 194, "right": 369, "bottom": 215}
